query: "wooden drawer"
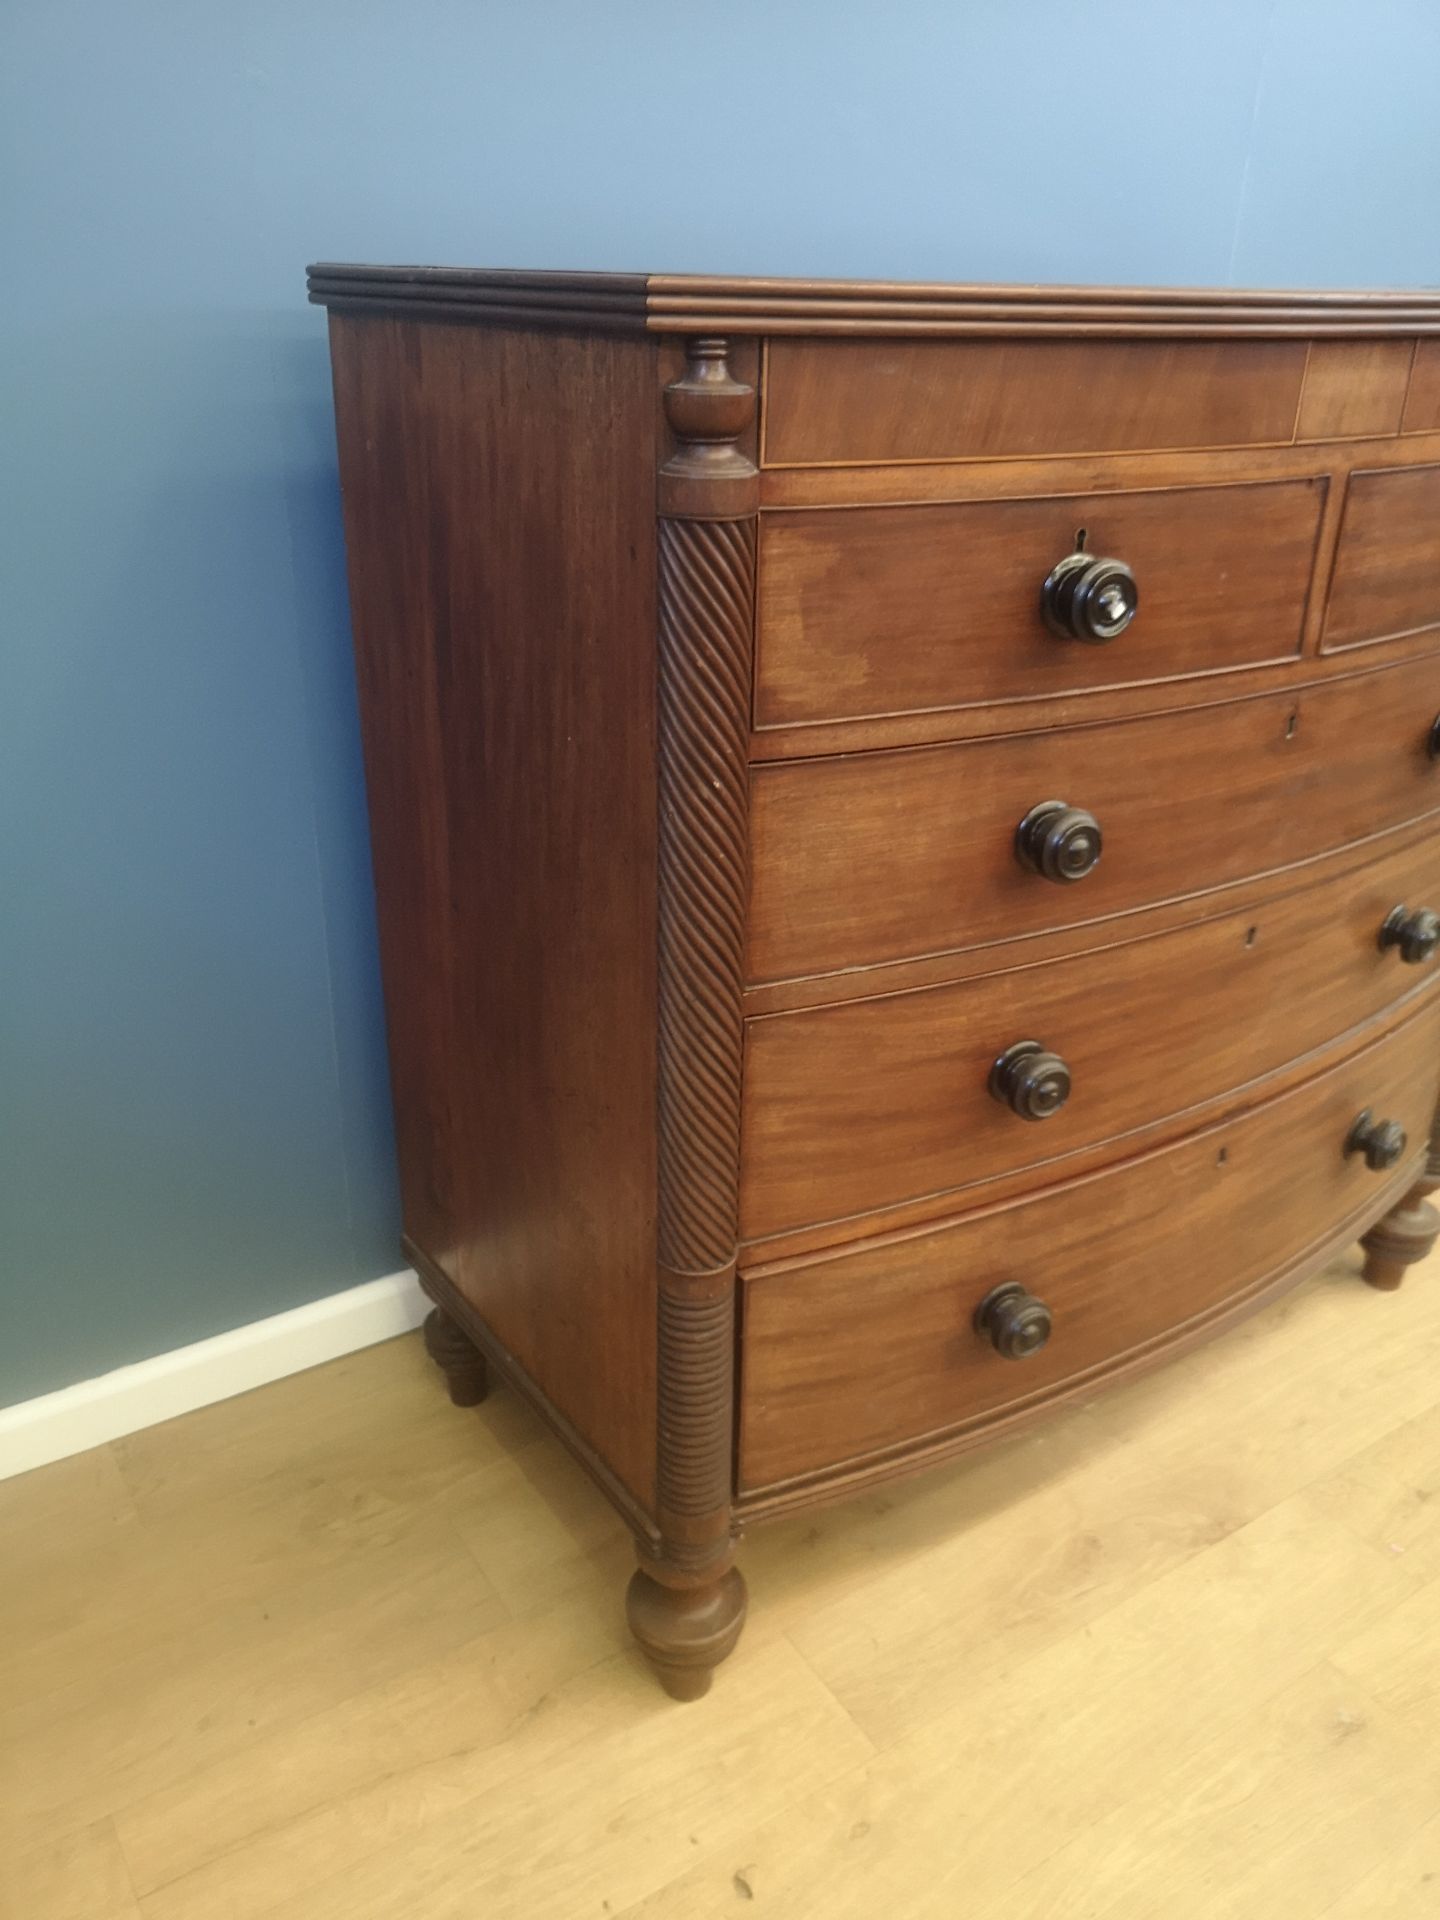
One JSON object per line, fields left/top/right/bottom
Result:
{"left": 741, "top": 825, "right": 1440, "bottom": 1240}
{"left": 762, "top": 337, "right": 1310, "bottom": 467}
{"left": 1324, "top": 465, "right": 1440, "bottom": 651}
{"left": 755, "top": 478, "right": 1325, "bottom": 727}
{"left": 739, "top": 999, "right": 1440, "bottom": 1491}
{"left": 748, "top": 651, "right": 1440, "bottom": 983}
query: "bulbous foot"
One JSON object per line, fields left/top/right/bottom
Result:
{"left": 422, "top": 1307, "right": 489, "bottom": 1405}
{"left": 1361, "top": 1186, "right": 1440, "bottom": 1292}
{"left": 626, "top": 1564, "right": 747, "bottom": 1700}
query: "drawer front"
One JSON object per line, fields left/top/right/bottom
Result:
{"left": 762, "top": 337, "right": 1309, "bottom": 467}
{"left": 741, "top": 825, "right": 1440, "bottom": 1240}
{"left": 756, "top": 479, "right": 1325, "bottom": 728}
{"left": 1324, "top": 465, "right": 1440, "bottom": 651}
{"left": 739, "top": 1000, "right": 1440, "bottom": 1491}
{"left": 748, "top": 652, "right": 1440, "bottom": 983}
{"left": 1403, "top": 342, "right": 1440, "bottom": 433}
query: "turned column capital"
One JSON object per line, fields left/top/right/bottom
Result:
{"left": 658, "top": 337, "right": 758, "bottom": 520}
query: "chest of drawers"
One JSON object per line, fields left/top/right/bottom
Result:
{"left": 311, "top": 267, "right": 1440, "bottom": 1698}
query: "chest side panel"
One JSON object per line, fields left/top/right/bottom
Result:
{"left": 328, "top": 313, "right": 662, "bottom": 1513}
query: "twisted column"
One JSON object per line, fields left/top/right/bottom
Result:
{"left": 627, "top": 339, "right": 757, "bottom": 1698}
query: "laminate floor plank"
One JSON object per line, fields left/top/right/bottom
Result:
{"left": 1318, "top": 1809, "right": 1440, "bottom": 1918}
{"left": 0, "top": 1818, "right": 141, "bottom": 1920}
{"left": 787, "top": 1251, "right": 1440, "bottom": 1745}
{"left": 613, "top": 1494, "right": 1421, "bottom": 1918}
{"left": 2, "top": 1248, "right": 1438, "bottom": 1919}
{"left": 980, "top": 1660, "right": 1440, "bottom": 1919}
{"left": 0, "top": 1506, "right": 504, "bottom": 1854}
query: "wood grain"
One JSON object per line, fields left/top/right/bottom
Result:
{"left": 619, "top": 337, "right": 761, "bottom": 1694}
{"left": 739, "top": 999, "right": 1440, "bottom": 1490}
{"left": 0, "top": 1821, "right": 141, "bottom": 1920}
{"left": 748, "top": 651, "right": 1440, "bottom": 984}
{"left": 1402, "top": 338, "right": 1440, "bottom": 431}
{"left": 755, "top": 478, "right": 1323, "bottom": 727}
{"left": 762, "top": 337, "right": 1309, "bottom": 466}
{"left": 1296, "top": 339, "right": 1413, "bottom": 440}
{"left": 760, "top": 422, "right": 1440, "bottom": 511}
{"left": 621, "top": 1505, "right": 1431, "bottom": 1914}
{"left": 309, "top": 268, "right": 1440, "bottom": 339}
{"left": 1324, "top": 464, "right": 1440, "bottom": 650}
{"left": 11, "top": 1247, "right": 1440, "bottom": 1914}
{"left": 743, "top": 815, "right": 1440, "bottom": 1014}
{"left": 774, "top": 1325, "right": 1440, "bottom": 1741}
{"left": 654, "top": 510, "right": 754, "bottom": 1285}
{"left": 329, "top": 314, "right": 662, "bottom": 1511}
{"left": 308, "top": 265, "right": 651, "bottom": 331}
{"left": 315, "top": 270, "right": 1440, "bottom": 1710}
{"left": 967, "top": 1659, "right": 1433, "bottom": 1918}
{"left": 740, "top": 828, "right": 1440, "bottom": 1240}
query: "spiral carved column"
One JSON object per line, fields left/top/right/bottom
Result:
{"left": 626, "top": 339, "right": 757, "bottom": 1700}
{"left": 1361, "top": 1096, "right": 1440, "bottom": 1290}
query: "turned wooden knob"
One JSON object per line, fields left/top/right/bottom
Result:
{"left": 1041, "top": 550, "right": 1138, "bottom": 642}
{"left": 989, "top": 1040, "right": 1072, "bottom": 1120}
{"left": 1380, "top": 904, "right": 1440, "bottom": 964}
{"left": 1015, "top": 800, "right": 1103, "bottom": 884}
{"left": 1346, "top": 1109, "right": 1408, "bottom": 1172}
{"left": 975, "top": 1282, "right": 1053, "bottom": 1360}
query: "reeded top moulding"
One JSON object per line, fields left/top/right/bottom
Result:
{"left": 307, "top": 265, "right": 1440, "bottom": 337}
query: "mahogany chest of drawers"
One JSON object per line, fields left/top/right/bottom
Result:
{"left": 311, "top": 267, "right": 1440, "bottom": 1698}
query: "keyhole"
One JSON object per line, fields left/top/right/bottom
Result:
{"left": 1245, "top": 925, "right": 1259, "bottom": 948}
{"left": 1216, "top": 1146, "right": 1230, "bottom": 1166}
{"left": 1284, "top": 710, "right": 1300, "bottom": 741}
{"left": 1074, "top": 527, "right": 1088, "bottom": 551}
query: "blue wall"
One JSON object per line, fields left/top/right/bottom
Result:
{"left": 4, "top": 0, "right": 1438, "bottom": 1406}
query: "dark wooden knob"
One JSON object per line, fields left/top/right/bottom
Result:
{"left": 1015, "top": 801, "right": 1103, "bottom": 883}
{"left": 1380, "top": 905, "right": 1440, "bottom": 964}
{"left": 1346, "top": 1109, "right": 1408, "bottom": 1172}
{"left": 1041, "top": 551, "right": 1138, "bottom": 643}
{"left": 989, "top": 1040, "right": 1072, "bottom": 1120}
{"left": 975, "top": 1282, "right": 1053, "bottom": 1360}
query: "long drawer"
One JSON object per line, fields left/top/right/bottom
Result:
{"left": 739, "top": 998, "right": 1440, "bottom": 1491}
{"left": 748, "top": 651, "right": 1440, "bottom": 983}
{"left": 741, "top": 823, "right": 1440, "bottom": 1239}
{"left": 755, "top": 477, "right": 1325, "bottom": 727}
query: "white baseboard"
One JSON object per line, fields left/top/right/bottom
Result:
{"left": 0, "top": 1269, "right": 429, "bottom": 1482}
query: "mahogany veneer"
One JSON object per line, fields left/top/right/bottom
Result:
{"left": 761, "top": 336, "right": 1312, "bottom": 465}
{"left": 749, "top": 654, "right": 1440, "bottom": 983}
{"left": 755, "top": 477, "right": 1325, "bottom": 725}
{"left": 742, "top": 1001, "right": 1440, "bottom": 1491}
{"left": 312, "top": 268, "right": 1440, "bottom": 1699}
{"left": 1324, "top": 464, "right": 1440, "bottom": 650}
{"left": 741, "top": 822, "right": 1440, "bottom": 1241}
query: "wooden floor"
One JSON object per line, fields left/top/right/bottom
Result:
{"left": 7, "top": 1247, "right": 1440, "bottom": 1919}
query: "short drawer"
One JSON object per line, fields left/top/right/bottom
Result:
{"left": 741, "top": 825, "right": 1440, "bottom": 1240}
{"left": 762, "top": 337, "right": 1309, "bottom": 467}
{"left": 748, "top": 651, "right": 1440, "bottom": 983}
{"left": 1324, "top": 465, "right": 1440, "bottom": 651}
{"left": 739, "top": 999, "right": 1440, "bottom": 1491}
{"left": 755, "top": 478, "right": 1325, "bottom": 727}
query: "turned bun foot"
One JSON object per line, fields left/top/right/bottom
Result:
{"left": 1361, "top": 1187, "right": 1440, "bottom": 1291}
{"left": 626, "top": 1565, "right": 747, "bottom": 1700}
{"left": 422, "top": 1307, "right": 490, "bottom": 1405}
